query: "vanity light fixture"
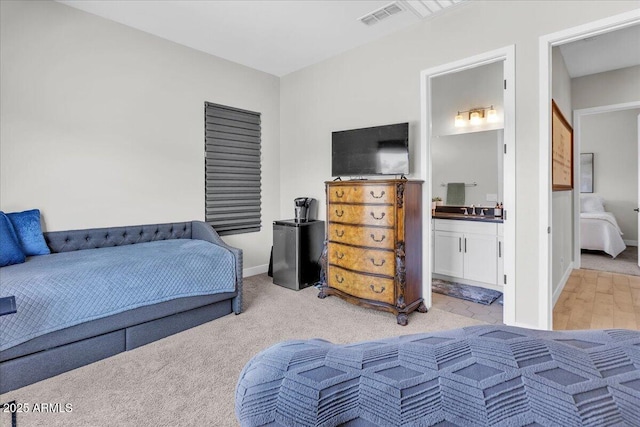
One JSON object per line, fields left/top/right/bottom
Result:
{"left": 469, "top": 109, "right": 483, "bottom": 125}
{"left": 453, "top": 105, "right": 497, "bottom": 127}
{"left": 486, "top": 106, "right": 498, "bottom": 122}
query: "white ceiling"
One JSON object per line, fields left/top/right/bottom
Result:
{"left": 58, "top": 0, "right": 465, "bottom": 77}
{"left": 559, "top": 24, "right": 640, "bottom": 78}
{"left": 57, "top": 1, "right": 638, "bottom": 79}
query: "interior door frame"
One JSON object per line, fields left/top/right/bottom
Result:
{"left": 573, "top": 101, "right": 640, "bottom": 269}
{"left": 538, "top": 9, "right": 640, "bottom": 330}
{"left": 419, "top": 45, "right": 516, "bottom": 325}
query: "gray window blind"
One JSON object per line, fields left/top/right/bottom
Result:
{"left": 205, "top": 102, "right": 261, "bottom": 235}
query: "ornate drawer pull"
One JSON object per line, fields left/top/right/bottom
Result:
{"left": 370, "top": 284, "right": 385, "bottom": 294}
{"left": 335, "top": 190, "right": 344, "bottom": 198}
{"left": 335, "top": 229, "right": 345, "bottom": 237}
{"left": 370, "top": 212, "right": 385, "bottom": 220}
{"left": 370, "top": 259, "right": 385, "bottom": 267}
{"left": 370, "top": 234, "right": 385, "bottom": 243}
{"left": 370, "top": 190, "right": 385, "bottom": 199}
{"left": 335, "top": 275, "right": 344, "bottom": 284}
{"left": 335, "top": 209, "right": 344, "bottom": 217}
{"left": 337, "top": 252, "right": 345, "bottom": 260}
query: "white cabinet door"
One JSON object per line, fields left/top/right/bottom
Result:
{"left": 434, "top": 231, "right": 464, "bottom": 277}
{"left": 497, "top": 234, "right": 504, "bottom": 287}
{"left": 463, "top": 233, "right": 498, "bottom": 284}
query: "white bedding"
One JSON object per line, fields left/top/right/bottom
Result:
{"left": 580, "top": 212, "right": 626, "bottom": 258}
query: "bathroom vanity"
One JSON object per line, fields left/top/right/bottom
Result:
{"left": 432, "top": 214, "right": 504, "bottom": 291}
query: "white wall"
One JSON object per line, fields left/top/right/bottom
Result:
{"left": 552, "top": 47, "right": 573, "bottom": 118}
{"left": 431, "top": 131, "right": 500, "bottom": 206}
{"left": 581, "top": 109, "right": 640, "bottom": 243}
{"left": 573, "top": 65, "right": 640, "bottom": 110}
{"left": 0, "top": 0, "right": 280, "bottom": 271}
{"left": 280, "top": 1, "right": 638, "bottom": 328}
{"left": 431, "top": 61, "right": 504, "bottom": 137}
{"left": 551, "top": 46, "right": 574, "bottom": 300}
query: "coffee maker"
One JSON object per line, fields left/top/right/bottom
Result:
{"left": 294, "top": 197, "right": 314, "bottom": 222}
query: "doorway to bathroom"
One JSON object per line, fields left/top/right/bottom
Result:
{"left": 420, "top": 46, "right": 516, "bottom": 325}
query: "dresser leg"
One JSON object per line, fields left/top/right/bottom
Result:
{"left": 396, "top": 313, "right": 408, "bottom": 326}
{"left": 417, "top": 302, "right": 428, "bottom": 313}
{"left": 318, "top": 288, "right": 328, "bottom": 299}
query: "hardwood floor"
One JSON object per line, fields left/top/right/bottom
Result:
{"left": 553, "top": 269, "right": 640, "bottom": 330}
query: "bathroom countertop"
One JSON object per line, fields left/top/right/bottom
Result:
{"left": 432, "top": 212, "right": 504, "bottom": 223}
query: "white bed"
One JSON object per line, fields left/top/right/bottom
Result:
{"left": 580, "top": 195, "right": 626, "bottom": 258}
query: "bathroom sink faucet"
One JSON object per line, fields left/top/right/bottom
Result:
{"left": 461, "top": 207, "right": 468, "bottom": 215}
{"left": 470, "top": 205, "right": 476, "bottom": 215}
{"left": 480, "top": 208, "right": 488, "bottom": 216}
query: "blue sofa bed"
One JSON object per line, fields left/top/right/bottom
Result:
{"left": 0, "top": 220, "right": 242, "bottom": 393}
{"left": 236, "top": 325, "right": 640, "bottom": 426}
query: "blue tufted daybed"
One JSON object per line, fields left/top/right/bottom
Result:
{"left": 0, "top": 220, "right": 242, "bottom": 393}
{"left": 236, "top": 326, "right": 640, "bottom": 426}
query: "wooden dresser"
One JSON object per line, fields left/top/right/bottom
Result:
{"left": 318, "top": 179, "right": 425, "bottom": 325}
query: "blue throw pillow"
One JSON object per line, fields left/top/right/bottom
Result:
{"left": 6, "top": 209, "right": 51, "bottom": 256}
{"left": 0, "top": 212, "right": 26, "bottom": 266}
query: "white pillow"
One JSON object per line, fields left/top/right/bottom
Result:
{"left": 580, "top": 195, "right": 605, "bottom": 213}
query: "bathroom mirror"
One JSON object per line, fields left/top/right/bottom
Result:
{"left": 431, "top": 131, "right": 503, "bottom": 206}
{"left": 430, "top": 61, "right": 504, "bottom": 207}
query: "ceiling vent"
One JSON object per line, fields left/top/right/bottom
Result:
{"left": 358, "top": 2, "right": 404, "bottom": 26}
{"left": 400, "top": 0, "right": 466, "bottom": 19}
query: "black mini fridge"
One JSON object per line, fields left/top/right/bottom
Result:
{"left": 272, "top": 219, "right": 325, "bottom": 290}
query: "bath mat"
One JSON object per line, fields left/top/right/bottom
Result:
{"left": 432, "top": 278, "right": 502, "bottom": 305}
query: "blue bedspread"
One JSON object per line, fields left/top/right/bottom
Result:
{"left": 236, "top": 326, "right": 640, "bottom": 426}
{"left": 0, "top": 239, "right": 236, "bottom": 351}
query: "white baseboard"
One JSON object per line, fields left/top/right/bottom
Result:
{"left": 507, "top": 320, "right": 549, "bottom": 331}
{"left": 623, "top": 240, "right": 638, "bottom": 246}
{"left": 552, "top": 261, "right": 574, "bottom": 308}
{"left": 243, "top": 264, "right": 268, "bottom": 278}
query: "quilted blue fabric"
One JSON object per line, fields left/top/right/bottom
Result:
{"left": 236, "top": 326, "right": 640, "bottom": 426}
{"left": 6, "top": 209, "right": 50, "bottom": 256}
{"left": 0, "top": 212, "right": 25, "bottom": 267}
{"left": 0, "top": 239, "right": 236, "bottom": 351}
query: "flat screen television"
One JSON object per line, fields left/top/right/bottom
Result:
{"left": 331, "top": 122, "right": 409, "bottom": 177}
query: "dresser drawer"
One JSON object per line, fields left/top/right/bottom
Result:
{"left": 328, "top": 223, "right": 394, "bottom": 250}
{"left": 328, "top": 266, "right": 394, "bottom": 305}
{"left": 328, "top": 184, "right": 395, "bottom": 204}
{"left": 328, "top": 204, "right": 395, "bottom": 227}
{"left": 328, "top": 243, "right": 395, "bottom": 277}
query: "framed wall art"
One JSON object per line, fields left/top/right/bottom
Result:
{"left": 551, "top": 100, "right": 573, "bottom": 191}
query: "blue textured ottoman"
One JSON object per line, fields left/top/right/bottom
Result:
{"left": 236, "top": 326, "right": 640, "bottom": 426}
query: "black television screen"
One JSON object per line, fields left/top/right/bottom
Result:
{"left": 331, "top": 123, "right": 409, "bottom": 177}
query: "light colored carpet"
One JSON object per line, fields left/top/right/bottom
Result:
{"left": 581, "top": 246, "right": 640, "bottom": 276}
{"left": 0, "top": 274, "right": 484, "bottom": 427}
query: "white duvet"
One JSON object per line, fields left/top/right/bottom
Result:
{"left": 580, "top": 212, "right": 626, "bottom": 258}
